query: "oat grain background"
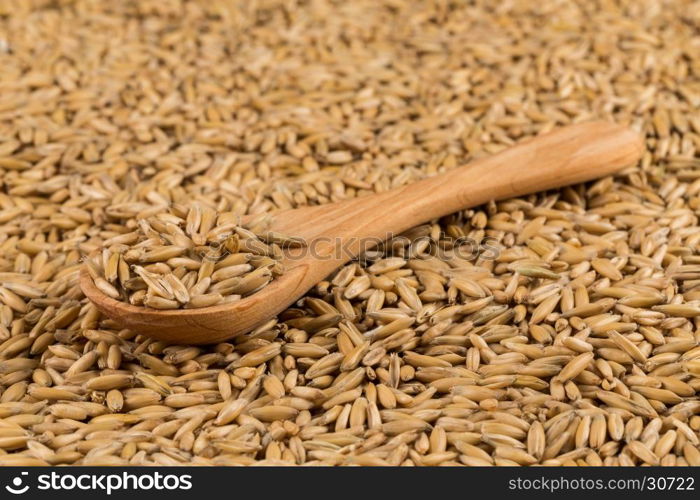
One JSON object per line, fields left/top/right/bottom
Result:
{"left": 0, "top": 0, "right": 699, "bottom": 466}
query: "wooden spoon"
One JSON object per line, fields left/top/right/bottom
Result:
{"left": 81, "top": 121, "right": 643, "bottom": 344}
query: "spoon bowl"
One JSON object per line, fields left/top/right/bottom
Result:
{"left": 81, "top": 121, "right": 644, "bottom": 344}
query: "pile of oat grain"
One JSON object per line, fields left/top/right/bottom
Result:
{"left": 85, "top": 205, "right": 287, "bottom": 309}
{"left": 0, "top": 0, "right": 700, "bottom": 466}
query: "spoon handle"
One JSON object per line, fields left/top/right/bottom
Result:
{"left": 278, "top": 121, "right": 643, "bottom": 244}
{"left": 390, "top": 121, "right": 643, "bottom": 225}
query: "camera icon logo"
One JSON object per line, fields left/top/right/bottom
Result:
{"left": 5, "top": 472, "right": 29, "bottom": 494}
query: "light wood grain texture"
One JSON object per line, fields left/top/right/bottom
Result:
{"left": 80, "top": 121, "right": 644, "bottom": 344}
